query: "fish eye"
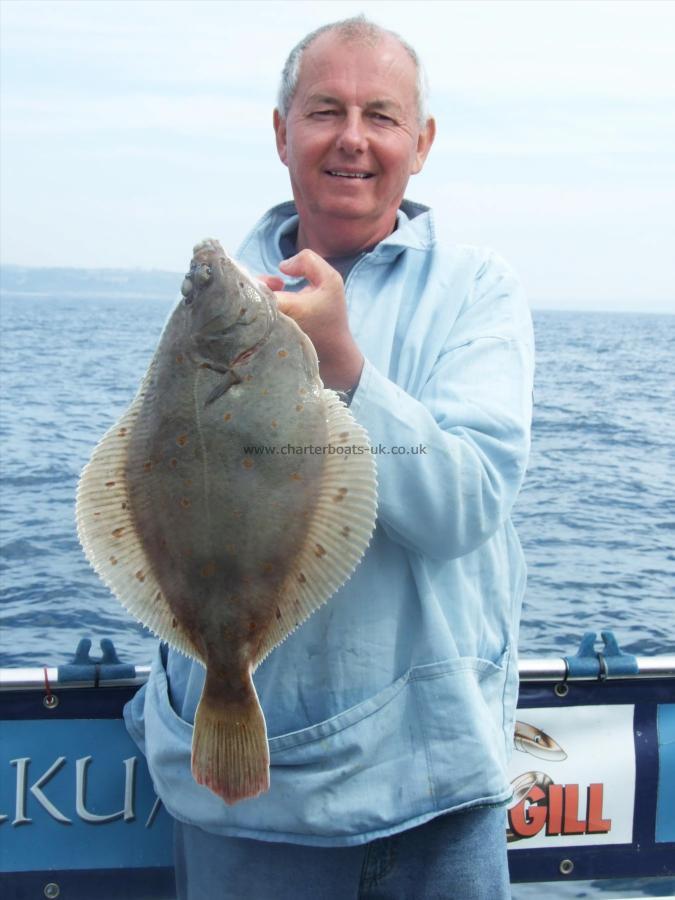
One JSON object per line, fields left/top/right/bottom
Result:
{"left": 181, "top": 275, "right": 194, "bottom": 304}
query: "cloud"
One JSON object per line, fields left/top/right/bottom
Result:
{"left": 1, "top": 94, "right": 273, "bottom": 138}
{"left": 1, "top": 0, "right": 674, "bottom": 310}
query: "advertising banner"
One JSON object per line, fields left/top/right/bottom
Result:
{"left": 507, "top": 705, "right": 636, "bottom": 849}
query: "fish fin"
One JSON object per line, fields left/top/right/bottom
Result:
{"left": 75, "top": 368, "right": 201, "bottom": 662}
{"left": 192, "top": 667, "right": 270, "bottom": 804}
{"left": 253, "top": 390, "right": 378, "bottom": 667}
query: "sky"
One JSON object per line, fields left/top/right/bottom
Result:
{"left": 1, "top": 0, "right": 674, "bottom": 312}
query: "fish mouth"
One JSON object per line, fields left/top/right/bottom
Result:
{"left": 230, "top": 345, "right": 259, "bottom": 367}
{"left": 324, "top": 169, "right": 374, "bottom": 179}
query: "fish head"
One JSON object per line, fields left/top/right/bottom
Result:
{"left": 180, "top": 238, "right": 276, "bottom": 369}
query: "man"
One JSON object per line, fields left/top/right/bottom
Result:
{"left": 125, "top": 16, "right": 534, "bottom": 899}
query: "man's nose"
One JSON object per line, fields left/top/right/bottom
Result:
{"left": 336, "top": 109, "right": 367, "bottom": 154}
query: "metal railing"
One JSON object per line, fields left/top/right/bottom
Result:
{"left": 1, "top": 655, "right": 674, "bottom": 691}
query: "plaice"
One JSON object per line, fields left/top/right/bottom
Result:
{"left": 76, "top": 239, "right": 378, "bottom": 804}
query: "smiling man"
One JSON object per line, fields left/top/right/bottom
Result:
{"left": 126, "top": 16, "right": 534, "bottom": 899}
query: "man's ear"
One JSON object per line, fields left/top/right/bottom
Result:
{"left": 412, "top": 116, "right": 436, "bottom": 175}
{"left": 273, "top": 109, "right": 288, "bottom": 167}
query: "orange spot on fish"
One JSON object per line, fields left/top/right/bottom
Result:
{"left": 135, "top": 570, "right": 145, "bottom": 582}
{"left": 262, "top": 562, "right": 274, "bottom": 574}
{"left": 295, "top": 404, "right": 304, "bottom": 412}
{"left": 291, "top": 472, "right": 302, "bottom": 481}
{"left": 299, "top": 388, "right": 306, "bottom": 395}
{"left": 176, "top": 434, "right": 189, "bottom": 447}
{"left": 314, "top": 544, "right": 326, "bottom": 558}
{"left": 170, "top": 458, "right": 178, "bottom": 468}
{"left": 105, "top": 481, "right": 115, "bottom": 487}
{"left": 200, "top": 562, "right": 217, "bottom": 578}
{"left": 180, "top": 497, "right": 191, "bottom": 508}
{"left": 271, "top": 420, "right": 278, "bottom": 429}
{"left": 223, "top": 413, "right": 231, "bottom": 422}
{"left": 242, "top": 458, "right": 254, "bottom": 469}
{"left": 175, "top": 354, "right": 185, "bottom": 364}
{"left": 112, "top": 527, "right": 125, "bottom": 538}
{"left": 249, "top": 620, "right": 257, "bottom": 631}
{"left": 118, "top": 427, "right": 128, "bottom": 436}
{"left": 143, "top": 461, "right": 153, "bottom": 472}
{"left": 109, "top": 556, "right": 118, "bottom": 566}
{"left": 277, "top": 349, "right": 288, "bottom": 358}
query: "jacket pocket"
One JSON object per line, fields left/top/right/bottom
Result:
{"left": 411, "top": 652, "right": 511, "bottom": 807}
{"left": 267, "top": 667, "right": 412, "bottom": 755}
{"left": 140, "top": 644, "right": 513, "bottom": 842}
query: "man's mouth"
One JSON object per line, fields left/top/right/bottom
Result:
{"left": 325, "top": 170, "right": 374, "bottom": 179}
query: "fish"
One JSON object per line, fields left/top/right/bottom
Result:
{"left": 76, "top": 238, "right": 378, "bottom": 804}
{"left": 513, "top": 721, "right": 567, "bottom": 760}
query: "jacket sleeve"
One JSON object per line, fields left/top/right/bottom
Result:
{"left": 349, "top": 251, "right": 534, "bottom": 561}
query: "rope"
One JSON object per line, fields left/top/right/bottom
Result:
{"left": 43, "top": 666, "right": 55, "bottom": 707}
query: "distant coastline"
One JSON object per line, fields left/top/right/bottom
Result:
{"left": 0, "top": 265, "right": 672, "bottom": 314}
{"left": 0, "top": 264, "right": 182, "bottom": 300}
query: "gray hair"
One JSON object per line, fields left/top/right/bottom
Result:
{"left": 277, "top": 15, "right": 430, "bottom": 127}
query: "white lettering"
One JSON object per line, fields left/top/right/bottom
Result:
{"left": 76, "top": 756, "right": 137, "bottom": 823}
{"left": 10, "top": 757, "right": 72, "bottom": 825}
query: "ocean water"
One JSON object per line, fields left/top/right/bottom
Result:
{"left": 1, "top": 295, "right": 673, "bottom": 666}
{"left": 1, "top": 294, "right": 674, "bottom": 898}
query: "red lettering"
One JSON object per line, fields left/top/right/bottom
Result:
{"left": 563, "top": 784, "right": 586, "bottom": 834}
{"left": 508, "top": 785, "right": 547, "bottom": 837}
{"left": 586, "top": 783, "right": 612, "bottom": 833}
{"left": 546, "top": 783, "right": 564, "bottom": 835}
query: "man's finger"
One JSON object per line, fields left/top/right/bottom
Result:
{"left": 257, "top": 275, "right": 285, "bottom": 292}
{"left": 274, "top": 291, "right": 301, "bottom": 318}
{"left": 279, "top": 249, "right": 339, "bottom": 288}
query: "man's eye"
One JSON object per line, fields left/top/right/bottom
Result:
{"left": 371, "top": 113, "right": 395, "bottom": 123}
{"left": 311, "top": 109, "right": 338, "bottom": 118}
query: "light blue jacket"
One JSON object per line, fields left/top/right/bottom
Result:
{"left": 124, "top": 200, "right": 535, "bottom": 847}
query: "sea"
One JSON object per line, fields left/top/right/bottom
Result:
{"left": 1, "top": 291, "right": 674, "bottom": 898}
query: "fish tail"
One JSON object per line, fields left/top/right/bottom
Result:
{"left": 192, "top": 670, "right": 270, "bottom": 805}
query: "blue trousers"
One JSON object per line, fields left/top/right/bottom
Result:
{"left": 173, "top": 805, "right": 511, "bottom": 899}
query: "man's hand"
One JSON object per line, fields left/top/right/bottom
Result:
{"left": 258, "top": 250, "right": 363, "bottom": 392}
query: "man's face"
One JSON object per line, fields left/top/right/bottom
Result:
{"left": 274, "top": 31, "right": 435, "bottom": 254}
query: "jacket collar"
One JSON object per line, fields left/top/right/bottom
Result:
{"left": 240, "top": 199, "right": 435, "bottom": 278}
